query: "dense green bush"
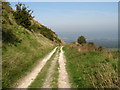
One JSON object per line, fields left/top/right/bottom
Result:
{"left": 14, "top": 3, "right": 34, "bottom": 29}
{"left": 77, "top": 36, "right": 86, "bottom": 44}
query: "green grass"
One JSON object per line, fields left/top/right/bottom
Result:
{"left": 50, "top": 47, "right": 60, "bottom": 88}
{"left": 29, "top": 47, "right": 59, "bottom": 88}
{"left": 63, "top": 46, "right": 118, "bottom": 88}
{"left": 3, "top": 35, "right": 55, "bottom": 88}
{"left": 50, "top": 49, "right": 60, "bottom": 88}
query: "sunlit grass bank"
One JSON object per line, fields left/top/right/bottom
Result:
{"left": 63, "top": 46, "right": 118, "bottom": 88}
{"left": 2, "top": 31, "right": 55, "bottom": 88}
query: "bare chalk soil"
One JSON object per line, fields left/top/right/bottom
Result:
{"left": 42, "top": 50, "right": 59, "bottom": 88}
{"left": 58, "top": 46, "right": 71, "bottom": 88}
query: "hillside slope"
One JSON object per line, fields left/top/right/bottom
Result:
{"left": 2, "top": 2, "right": 61, "bottom": 88}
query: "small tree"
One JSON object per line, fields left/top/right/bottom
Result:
{"left": 14, "top": 3, "right": 34, "bottom": 29}
{"left": 77, "top": 36, "right": 86, "bottom": 44}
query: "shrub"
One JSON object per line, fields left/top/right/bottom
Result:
{"left": 14, "top": 3, "right": 34, "bottom": 29}
{"left": 77, "top": 36, "right": 86, "bottom": 44}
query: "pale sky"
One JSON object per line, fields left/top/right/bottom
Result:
{"left": 10, "top": 2, "right": 118, "bottom": 42}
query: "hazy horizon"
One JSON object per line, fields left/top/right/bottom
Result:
{"left": 10, "top": 2, "right": 118, "bottom": 47}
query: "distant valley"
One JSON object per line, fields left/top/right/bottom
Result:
{"left": 60, "top": 37, "right": 118, "bottom": 49}
{"left": 89, "top": 39, "right": 118, "bottom": 48}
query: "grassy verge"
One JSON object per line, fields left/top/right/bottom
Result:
{"left": 50, "top": 60, "right": 59, "bottom": 88}
{"left": 63, "top": 46, "right": 118, "bottom": 88}
{"left": 3, "top": 44, "right": 54, "bottom": 88}
{"left": 28, "top": 47, "right": 59, "bottom": 88}
{"left": 50, "top": 48, "right": 60, "bottom": 88}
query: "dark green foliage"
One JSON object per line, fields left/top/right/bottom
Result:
{"left": 77, "top": 36, "right": 86, "bottom": 44}
{"left": 30, "top": 24, "right": 61, "bottom": 43}
{"left": 13, "top": 3, "right": 34, "bottom": 29}
{"left": 40, "top": 25, "right": 55, "bottom": 41}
